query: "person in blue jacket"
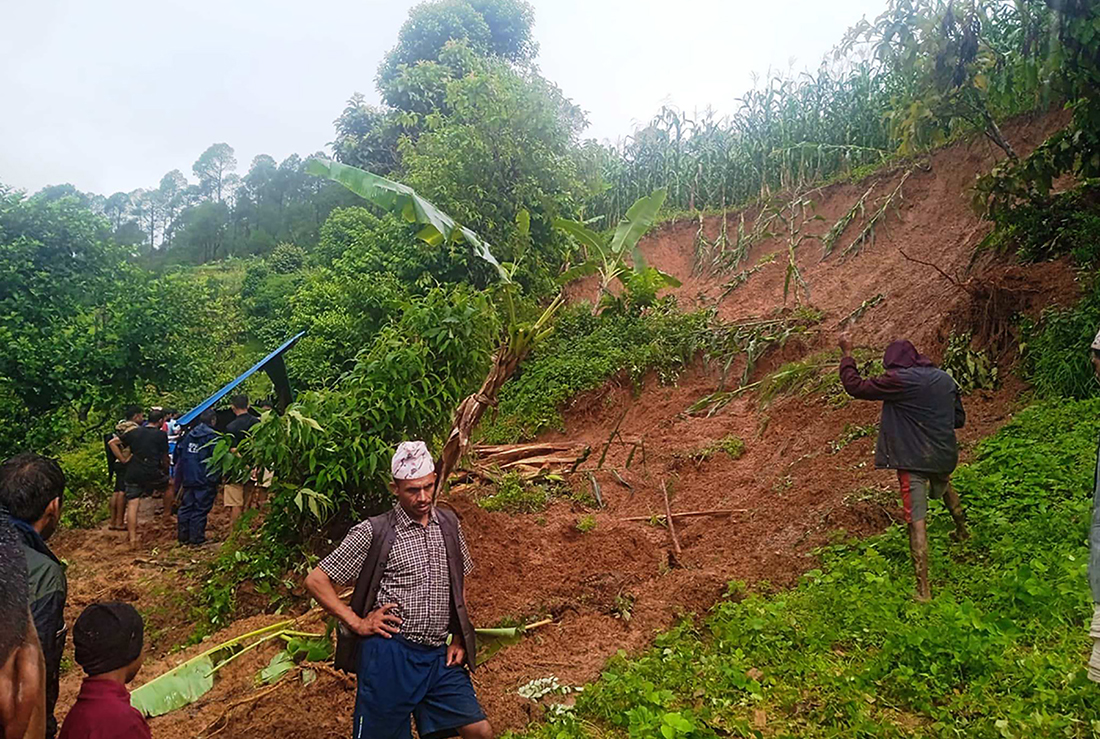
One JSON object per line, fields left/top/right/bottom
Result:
{"left": 174, "top": 409, "right": 221, "bottom": 546}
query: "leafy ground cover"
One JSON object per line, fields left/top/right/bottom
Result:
{"left": 508, "top": 399, "right": 1100, "bottom": 738}
{"left": 483, "top": 301, "right": 709, "bottom": 442}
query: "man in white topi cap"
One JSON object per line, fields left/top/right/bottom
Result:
{"left": 304, "top": 441, "right": 492, "bottom": 739}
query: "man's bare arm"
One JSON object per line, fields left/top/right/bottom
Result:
{"left": 108, "top": 437, "right": 131, "bottom": 464}
{"left": 304, "top": 567, "right": 359, "bottom": 628}
{"left": 304, "top": 568, "right": 403, "bottom": 638}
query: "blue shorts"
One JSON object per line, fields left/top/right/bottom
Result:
{"left": 353, "top": 635, "right": 485, "bottom": 739}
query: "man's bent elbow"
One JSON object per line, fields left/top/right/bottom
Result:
{"left": 303, "top": 567, "right": 329, "bottom": 600}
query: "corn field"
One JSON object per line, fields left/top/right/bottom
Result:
{"left": 583, "top": 0, "right": 1056, "bottom": 225}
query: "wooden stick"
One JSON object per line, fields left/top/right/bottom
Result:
{"left": 598, "top": 407, "right": 629, "bottom": 469}
{"left": 661, "top": 482, "right": 682, "bottom": 557}
{"left": 621, "top": 508, "right": 745, "bottom": 522}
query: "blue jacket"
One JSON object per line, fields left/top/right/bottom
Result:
{"left": 175, "top": 423, "right": 221, "bottom": 488}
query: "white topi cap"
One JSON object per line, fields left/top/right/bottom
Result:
{"left": 391, "top": 441, "right": 436, "bottom": 480}
{"left": 1092, "top": 327, "right": 1100, "bottom": 351}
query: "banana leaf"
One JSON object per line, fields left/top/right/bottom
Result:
{"left": 130, "top": 620, "right": 294, "bottom": 717}
{"left": 257, "top": 650, "right": 295, "bottom": 685}
{"left": 555, "top": 260, "right": 600, "bottom": 285}
{"left": 304, "top": 158, "right": 507, "bottom": 282}
{"left": 609, "top": 188, "right": 666, "bottom": 270}
{"left": 475, "top": 626, "right": 526, "bottom": 666}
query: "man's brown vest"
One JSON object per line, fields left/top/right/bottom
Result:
{"left": 333, "top": 506, "right": 477, "bottom": 673}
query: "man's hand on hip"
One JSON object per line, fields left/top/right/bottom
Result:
{"left": 353, "top": 603, "right": 402, "bottom": 638}
{"left": 446, "top": 640, "right": 466, "bottom": 667}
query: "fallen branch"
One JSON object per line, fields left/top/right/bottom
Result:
{"left": 661, "top": 482, "right": 682, "bottom": 559}
{"left": 897, "top": 248, "right": 975, "bottom": 295}
{"left": 622, "top": 508, "right": 744, "bottom": 522}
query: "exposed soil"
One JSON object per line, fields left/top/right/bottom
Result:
{"left": 52, "top": 110, "right": 1082, "bottom": 738}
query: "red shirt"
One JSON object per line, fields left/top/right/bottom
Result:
{"left": 59, "top": 678, "right": 151, "bottom": 739}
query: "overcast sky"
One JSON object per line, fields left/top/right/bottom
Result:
{"left": 0, "top": 0, "right": 887, "bottom": 196}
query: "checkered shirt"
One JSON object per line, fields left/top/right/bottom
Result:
{"left": 319, "top": 505, "right": 473, "bottom": 647}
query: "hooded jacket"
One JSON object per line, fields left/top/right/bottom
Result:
{"left": 839, "top": 340, "right": 965, "bottom": 474}
{"left": 174, "top": 423, "right": 221, "bottom": 488}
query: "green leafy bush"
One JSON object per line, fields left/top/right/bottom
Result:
{"left": 942, "top": 331, "right": 999, "bottom": 393}
{"left": 222, "top": 284, "right": 499, "bottom": 548}
{"left": 268, "top": 243, "right": 306, "bottom": 274}
{"left": 484, "top": 300, "right": 709, "bottom": 442}
{"left": 1022, "top": 277, "right": 1100, "bottom": 399}
{"left": 58, "top": 441, "right": 111, "bottom": 529}
{"left": 984, "top": 183, "right": 1100, "bottom": 264}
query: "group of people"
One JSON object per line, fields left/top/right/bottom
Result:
{"left": 103, "top": 395, "right": 270, "bottom": 549}
{"left": 0, "top": 392, "right": 274, "bottom": 739}
{"left": 0, "top": 454, "right": 151, "bottom": 739}
{"left": 8, "top": 329, "right": 1100, "bottom": 739}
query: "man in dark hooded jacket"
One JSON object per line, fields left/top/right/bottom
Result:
{"left": 0, "top": 454, "right": 67, "bottom": 739}
{"left": 174, "top": 409, "right": 222, "bottom": 546}
{"left": 838, "top": 334, "right": 967, "bottom": 601}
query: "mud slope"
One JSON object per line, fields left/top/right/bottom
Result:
{"left": 54, "top": 111, "right": 1081, "bottom": 738}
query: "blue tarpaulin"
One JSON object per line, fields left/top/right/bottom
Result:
{"left": 178, "top": 331, "right": 305, "bottom": 426}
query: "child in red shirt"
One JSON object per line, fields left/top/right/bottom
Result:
{"left": 59, "top": 602, "right": 149, "bottom": 739}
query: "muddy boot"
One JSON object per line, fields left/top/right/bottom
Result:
{"left": 908, "top": 520, "right": 932, "bottom": 602}
{"left": 945, "top": 485, "right": 969, "bottom": 541}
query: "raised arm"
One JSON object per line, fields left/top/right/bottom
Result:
{"left": 838, "top": 333, "right": 906, "bottom": 402}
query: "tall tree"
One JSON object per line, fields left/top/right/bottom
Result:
{"left": 103, "top": 191, "right": 131, "bottom": 232}
{"left": 158, "top": 169, "right": 189, "bottom": 248}
{"left": 192, "top": 143, "right": 238, "bottom": 202}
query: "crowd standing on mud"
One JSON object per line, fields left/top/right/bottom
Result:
{"left": 3, "top": 331, "right": 1100, "bottom": 739}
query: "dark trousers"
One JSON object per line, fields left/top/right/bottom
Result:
{"left": 177, "top": 485, "right": 217, "bottom": 544}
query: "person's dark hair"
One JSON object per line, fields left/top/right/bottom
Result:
{"left": 258, "top": 398, "right": 274, "bottom": 409}
{"left": 0, "top": 515, "right": 30, "bottom": 665}
{"left": 230, "top": 394, "right": 249, "bottom": 411}
{"left": 0, "top": 454, "right": 66, "bottom": 523}
{"left": 147, "top": 409, "right": 164, "bottom": 425}
{"left": 199, "top": 408, "right": 217, "bottom": 425}
{"left": 165, "top": 408, "right": 177, "bottom": 418}
{"left": 123, "top": 404, "right": 142, "bottom": 421}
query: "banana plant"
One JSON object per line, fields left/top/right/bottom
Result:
{"left": 305, "top": 159, "right": 568, "bottom": 502}
{"left": 554, "top": 188, "right": 681, "bottom": 313}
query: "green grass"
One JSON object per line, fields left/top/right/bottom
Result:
{"left": 506, "top": 399, "right": 1100, "bottom": 738}
{"left": 679, "top": 435, "right": 746, "bottom": 465}
{"left": 477, "top": 473, "right": 567, "bottom": 514}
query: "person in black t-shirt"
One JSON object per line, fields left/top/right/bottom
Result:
{"left": 122, "top": 410, "right": 169, "bottom": 549}
{"left": 224, "top": 394, "right": 259, "bottom": 529}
